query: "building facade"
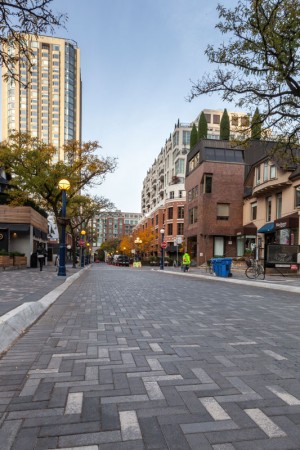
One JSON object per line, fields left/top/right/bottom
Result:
{"left": 185, "top": 139, "right": 247, "bottom": 265}
{"left": 91, "top": 211, "right": 142, "bottom": 250}
{"left": 1, "top": 34, "right": 81, "bottom": 265}
{"left": 2, "top": 34, "right": 82, "bottom": 161}
{"left": 241, "top": 153, "right": 300, "bottom": 273}
{"left": 137, "top": 109, "right": 249, "bottom": 259}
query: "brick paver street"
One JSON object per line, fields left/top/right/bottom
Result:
{"left": 1, "top": 264, "right": 300, "bottom": 449}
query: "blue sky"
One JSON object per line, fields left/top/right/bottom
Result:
{"left": 53, "top": 0, "right": 237, "bottom": 211}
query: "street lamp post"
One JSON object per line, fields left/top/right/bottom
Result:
{"left": 134, "top": 237, "right": 142, "bottom": 261}
{"left": 160, "top": 228, "right": 165, "bottom": 270}
{"left": 86, "top": 242, "right": 90, "bottom": 264}
{"left": 80, "top": 230, "right": 86, "bottom": 268}
{"left": 57, "top": 179, "right": 70, "bottom": 276}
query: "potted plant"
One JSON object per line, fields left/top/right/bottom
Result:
{"left": 12, "top": 252, "right": 27, "bottom": 267}
{"left": 0, "top": 250, "right": 13, "bottom": 269}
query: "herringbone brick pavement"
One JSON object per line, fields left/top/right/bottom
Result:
{"left": 1, "top": 265, "right": 300, "bottom": 449}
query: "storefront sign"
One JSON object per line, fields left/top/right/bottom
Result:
{"left": 275, "top": 221, "right": 287, "bottom": 229}
{"left": 267, "top": 244, "right": 299, "bottom": 264}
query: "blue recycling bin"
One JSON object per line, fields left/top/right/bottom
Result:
{"left": 219, "top": 258, "right": 232, "bottom": 277}
{"left": 211, "top": 258, "right": 222, "bottom": 276}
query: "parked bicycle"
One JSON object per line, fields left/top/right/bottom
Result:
{"left": 245, "top": 258, "right": 265, "bottom": 280}
{"left": 207, "top": 259, "right": 215, "bottom": 275}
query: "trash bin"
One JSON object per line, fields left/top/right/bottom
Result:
{"left": 219, "top": 258, "right": 232, "bottom": 277}
{"left": 211, "top": 258, "right": 222, "bottom": 276}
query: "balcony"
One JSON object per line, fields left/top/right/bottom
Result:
{"left": 252, "top": 178, "right": 292, "bottom": 197}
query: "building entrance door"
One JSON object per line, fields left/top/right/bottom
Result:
{"left": 214, "top": 236, "right": 224, "bottom": 257}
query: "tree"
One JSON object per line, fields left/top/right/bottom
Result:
{"left": 138, "top": 228, "right": 156, "bottom": 255}
{"left": 118, "top": 235, "right": 134, "bottom": 257}
{"left": 66, "top": 194, "right": 115, "bottom": 267}
{"left": 220, "top": 109, "right": 230, "bottom": 140}
{"left": 188, "top": 0, "right": 300, "bottom": 147}
{"left": 198, "top": 111, "right": 208, "bottom": 140}
{"left": 251, "top": 107, "right": 262, "bottom": 140}
{"left": 0, "top": 132, "right": 117, "bottom": 226}
{"left": 1, "top": 0, "right": 67, "bottom": 84}
{"left": 100, "top": 238, "right": 120, "bottom": 256}
{"left": 190, "top": 123, "right": 198, "bottom": 149}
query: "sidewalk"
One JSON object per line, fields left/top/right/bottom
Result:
{"left": 0, "top": 263, "right": 87, "bottom": 355}
{"left": 157, "top": 264, "right": 300, "bottom": 293}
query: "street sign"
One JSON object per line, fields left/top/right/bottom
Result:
{"left": 161, "top": 241, "right": 167, "bottom": 249}
{"left": 79, "top": 240, "right": 85, "bottom": 246}
{"left": 176, "top": 236, "right": 182, "bottom": 244}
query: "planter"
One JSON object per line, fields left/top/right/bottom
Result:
{"left": 0, "top": 255, "right": 13, "bottom": 269}
{"left": 13, "top": 256, "right": 27, "bottom": 266}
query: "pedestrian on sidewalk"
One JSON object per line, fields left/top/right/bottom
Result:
{"left": 37, "top": 244, "right": 47, "bottom": 271}
{"left": 182, "top": 251, "right": 190, "bottom": 272}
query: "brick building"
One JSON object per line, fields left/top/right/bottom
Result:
{"left": 185, "top": 140, "right": 246, "bottom": 265}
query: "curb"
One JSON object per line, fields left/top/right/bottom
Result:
{"left": 157, "top": 269, "right": 300, "bottom": 294}
{"left": 0, "top": 268, "right": 87, "bottom": 356}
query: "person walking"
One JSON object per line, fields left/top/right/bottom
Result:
{"left": 37, "top": 244, "right": 47, "bottom": 271}
{"left": 182, "top": 251, "right": 190, "bottom": 272}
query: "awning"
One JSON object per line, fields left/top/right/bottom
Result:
{"left": 257, "top": 222, "right": 275, "bottom": 233}
{"left": 274, "top": 213, "right": 299, "bottom": 230}
{"left": 0, "top": 223, "right": 30, "bottom": 232}
{"left": 236, "top": 222, "right": 257, "bottom": 236}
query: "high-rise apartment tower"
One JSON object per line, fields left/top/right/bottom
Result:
{"left": 2, "top": 35, "right": 81, "bottom": 161}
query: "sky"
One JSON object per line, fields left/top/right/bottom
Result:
{"left": 50, "top": 0, "right": 237, "bottom": 212}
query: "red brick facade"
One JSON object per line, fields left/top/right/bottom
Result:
{"left": 185, "top": 142, "right": 245, "bottom": 265}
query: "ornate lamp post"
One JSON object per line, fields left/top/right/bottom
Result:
{"left": 134, "top": 237, "right": 142, "bottom": 261}
{"left": 57, "top": 179, "right": 70, "bottom": 276}
{"left": 80, "top": 229, "right": 86, "bottom": 268}
{"left": 86, "top": 242, "right": 90, "bottom": 264}
{"left": 160, "top": 228, "right": 165, "bottom": 270}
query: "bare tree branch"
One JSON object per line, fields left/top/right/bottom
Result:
{"left": 188, "top": 0, "right": 300, "bottom": 145}
{"left": 0, "top": 0, "right": 67, "bottom": 83}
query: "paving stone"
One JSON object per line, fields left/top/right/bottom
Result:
{"left": 2, "top": 266, "right": 300, "bottom": 449}
{"left": 11, "top": 426, "right": 39, "bottom": 450}
{"left": 139, "top": 416, "right": 167, "bottom": 449}
{"left": 161, "top": 423, "right": 191, "bottom": 450}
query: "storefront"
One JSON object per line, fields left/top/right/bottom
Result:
{"left": 236, "top": 223, "right": 257, "bottom": 257}
{"left": 274, "top": 213, "right": 298, "bottom": 246}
